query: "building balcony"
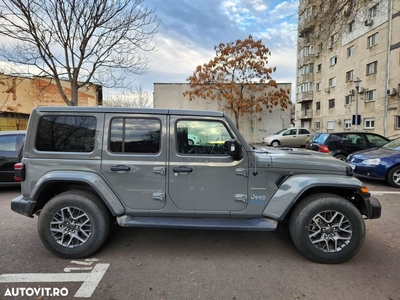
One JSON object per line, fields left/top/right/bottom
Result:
{"left": 297, "top": 109, "right": 313, "bottom": 119}
{"left": 298, "top": 73, "right": 314, "bottom": 84}
{"left": 298, "top": 55, "right": 314, "bottom": 67}
{"left": 297, "top": 91, "right": 313, "bottom": 103}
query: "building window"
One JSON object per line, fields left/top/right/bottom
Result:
{"left": 395, "top": 116, "right": 400, "bottom": 129}
{"left": 315, "top": 122, "right": 320, "bottom": 129}
{"left": 365, "top": 89, "right": 376, "bottom": 102}
{"left": 331, "top": 33, "right": 338, "bottom": 44}
{"left": 317, "top": 63, "right": 322, "bottom": 72}
{"left": 344, "top": 119, "right": 352, "bottom": 129}
{"left": 346, "top": 70, "right": 354, "bottom": 82}
{"left": 329, "top": 77, "right": 336, "bottom": 87}
{"left": 316, "top": 102, "right": 321, "bottom": 110}
{"left": 366, "top": 61, "right": 377, "bottom": 75}
{"left": 364, "top": 118, "right": 375, "bottom": 129}
{"left": 347, "top": 46, "right": 355, "bottom": 57}
{"left": 345, "top": 95, "right": 353, "bottom": 105}
{"left": 330, "top": 56, "right": 337, "bottom": 66}
{"left": 327, "top": 121, "right": 335, "bottom": 130}
{"left": 328, "top": 99, "right": 335, "bottom": 108}
{"left": 316, "top": 82, "right": 321, "bottom": 91}
{"left": 349, "top": 21, "right": 355, "bottom": 32}
{"left": 370, "top": 4, "right": 378, "bottom": 18}
{"left": 317, "top": 43, "right": 323, "bottom": 53}
{"left": 367, "top": 33, "right": 378, "bottom": 47}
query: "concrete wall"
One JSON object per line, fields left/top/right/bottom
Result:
{"left": 153, "top": 83, "right": 293, "bottom": 144}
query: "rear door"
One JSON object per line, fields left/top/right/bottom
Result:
{"left": 101, "top": 114, "right": 167, "bottom": 210}
{"left": 168, "top": 116, "right": 248, "bottom": 213}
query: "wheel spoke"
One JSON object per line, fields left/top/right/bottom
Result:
{"left": 50, "top": 206, "right": 92, "bottom": 249}
{"left": 308, "top": 210, "right": 352, "bottom": 253}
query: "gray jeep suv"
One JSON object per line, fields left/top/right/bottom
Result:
{"left": 11, "top": 107, "right": 381, "bottom": 264}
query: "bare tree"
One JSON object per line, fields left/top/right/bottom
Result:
{"left": 299, "top": 0, "right": 382, "bottom": 47}
{"left": 0, "top": 0, "right": 159, "bottom": 106}
{"left": 104, "top": 85, "right": 153, "bottom": 108}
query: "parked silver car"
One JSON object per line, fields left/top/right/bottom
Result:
{"left": 262, "top": 127, "right": 314, "bottom": 147}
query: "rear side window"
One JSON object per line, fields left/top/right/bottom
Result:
{"left": 36, "top": 116, "right": 96, "bottom": 152}
{"left": 110, "top": 118, "right": 160, "bottom": 154}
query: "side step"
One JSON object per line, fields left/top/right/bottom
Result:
{"left": 117, "top": 216, "right": 278, "bottom": 231}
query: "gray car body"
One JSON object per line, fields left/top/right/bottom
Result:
{"left": 12, "top": 107, "right": 379, "bottom": 229}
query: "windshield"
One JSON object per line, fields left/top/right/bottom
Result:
{"left": 273, "top": 128, "right": 287, "bottom": 134}
{"left": 382, "top": 138, "right": 400, "bottom": 151}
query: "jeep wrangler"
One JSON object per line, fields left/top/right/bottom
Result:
{"left": 12, "top": 107, "right": 381, "bottom": 264}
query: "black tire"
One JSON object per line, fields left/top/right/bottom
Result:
{"left": 271, "top": 140, "right": 280, "bottom": 147}
{"left": 188, "top": 139, "right": 194, "bottom": 145}
{"left": 289, "top": 193, "right": 365, "bottom": 264}
{"left": 334, "top": 154, "right": 347, "bottom": 161}
{"left": 38, "top": 190, "right": 111, "bottom": 259}
{"left": 386, "top": 165, "right": 400, "bottom": 188}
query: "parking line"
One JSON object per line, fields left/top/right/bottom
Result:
{"left": 0, "top": 263, "right": 109, "bottom": 298}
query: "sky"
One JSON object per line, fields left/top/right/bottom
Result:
{"left": 110, "top": 0, "right": 299, "bottom": 99}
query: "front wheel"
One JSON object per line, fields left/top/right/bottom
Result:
{"left": 271, "top": 140, "right": 280, "bottom": 147}
{"left": 386, "top": 166, "right": 400, "bottom": 188}
{"left": 38, "top": 190, "right": 111, "bottom": 259}
{"left": 289, "top": 193, "right": 365, "bottom": 264}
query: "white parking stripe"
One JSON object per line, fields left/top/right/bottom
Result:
{"left": 370, "top": 191, "right": 400, "bottom": 195}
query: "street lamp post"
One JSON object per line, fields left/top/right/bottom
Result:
{"left": 353, "top": 77, "right": 362, "bottom": 131}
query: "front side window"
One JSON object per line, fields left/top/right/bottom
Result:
{"left": 365, "top": 134, "right": 388, "bottom": 147}
{"left": 176, "top": 120, "right": 232, "bottom": 155}
{"left": 36, "top": 116, "right": 96, "bottom": 152}
{"left": 110, "top": 118, "right": 160, "bottom": 154}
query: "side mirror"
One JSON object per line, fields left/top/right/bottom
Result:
{"left": 225, "top": 139, "right": 243, "bottom": 160}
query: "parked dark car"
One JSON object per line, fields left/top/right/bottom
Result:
{"left": 0, "top": 130, "right": 26, "bottom": 186}
{"left": 306, "top": 132, "right": 390, "bottom": 161}
{"left": 347, "top": 138, "right": 400, "bottom": 188}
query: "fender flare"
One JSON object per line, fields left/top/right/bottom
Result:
{"left": 30, "top": 170, "right": 125, "bottom": 215}
{"left": 262, "top": 174, "right": 364, "bottom": 220}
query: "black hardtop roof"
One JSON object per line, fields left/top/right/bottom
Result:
{"left": 34, "top": 106, "right": 225, "bottom": 117}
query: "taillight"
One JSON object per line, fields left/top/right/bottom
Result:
{"left": 14, "top": 162, "right": 25, "bottom": 182}
{"left": 318, "top": 145, "right": 330, "bottom": 153}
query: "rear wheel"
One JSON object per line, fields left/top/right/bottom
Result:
{"left": 289, "top": 193, "right": 365, "bottom": 264}
{"left": 386, "top": 166, "right": 400, "bottom": 188}
{"left": 271, "top": 140, "right": 280, "bottom": 147}
{"left": 38, "top": 190, "right": 111, "bottom": 259}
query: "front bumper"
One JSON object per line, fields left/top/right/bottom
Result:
{"left": 11, "top": 195, "right": 36, "bottom": 218}
{"left": 365, "top": 196, "right": 381, "bottom": 219}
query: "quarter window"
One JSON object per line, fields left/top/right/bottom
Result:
{"left": 110, "top": 118, "right": 160, "bottom": 154}
{"left": 36, "top": 116, "right": 96, "bottom": 152}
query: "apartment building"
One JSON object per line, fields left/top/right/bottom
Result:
{"left": 296, "top": 0, "right": 400, "bottom": 139}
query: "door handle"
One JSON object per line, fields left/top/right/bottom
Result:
{"left": 173, "top": 166, "right": 193, "bottom": 173}
{"left": 110, "top": 165, "right": 131, "bottom": 172}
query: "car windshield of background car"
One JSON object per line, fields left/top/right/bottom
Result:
{"left": 382, "top": 138, "right": 400, "bottom": 151}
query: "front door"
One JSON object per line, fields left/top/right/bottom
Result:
{"left": 168, "top": 116, "right": 248, "bottom": 213}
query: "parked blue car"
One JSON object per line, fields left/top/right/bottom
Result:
{"left": 346, "top": 138, "right": 400, "bottom": 188}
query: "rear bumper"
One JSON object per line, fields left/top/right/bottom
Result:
{"left": 11, "top": 195, "right": 36, "bottom": 218}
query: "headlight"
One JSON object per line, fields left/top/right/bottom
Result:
{"left": 362, "top": 158, "right": 381, "bottom": 165}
